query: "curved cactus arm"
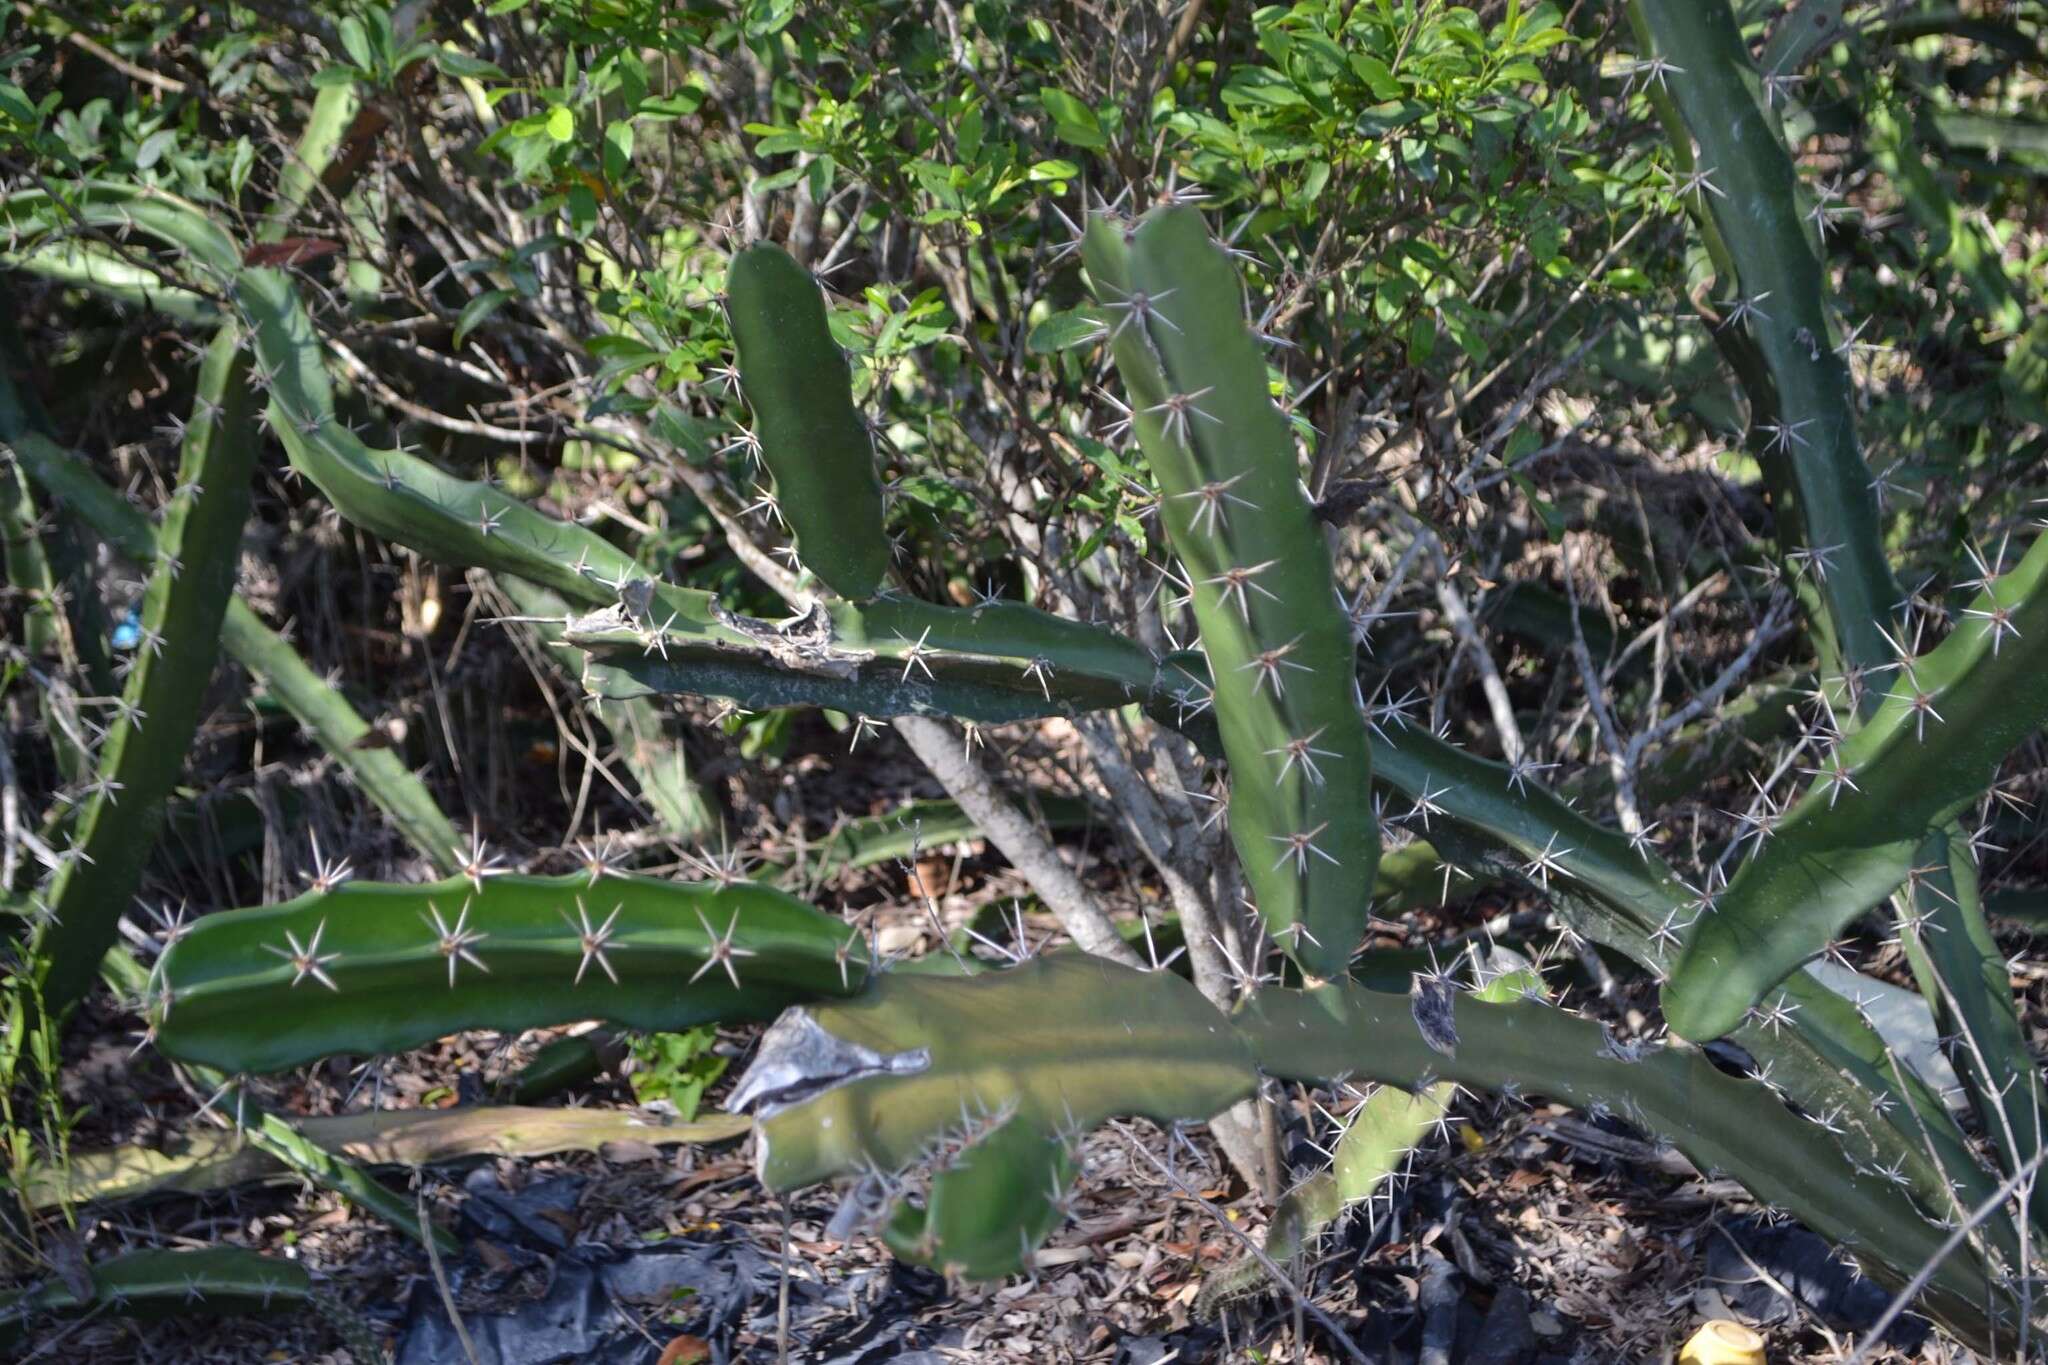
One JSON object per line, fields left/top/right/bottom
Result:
{"left": 238, "top": 266, "right": 830, "bottom": 711}
{"left": 7, "top": 199, "right": 757, "bottom": 684}
{"left": 567, "top": 594, "right": 1213, "bottom": 734}
{"left": 734, "top": 960, "right": 2002, "bottom": 1340}
{"left": 1373, "top": 716, "right": 1687, "bottom": 960}
{"left": 235, "top": 267, "right": 645, "bottom": 605}
{"left": 1084, "top": 205, "right": 1377, "bottom": 977}
{"left": 724, "top": 242, "right": 890, "bottom": 599}
{"left": 730, "top": 954, "right": 1255, "bottom": 1278}
{"left": 0, "top": 1248, "right": 311, "bottom": 1342}
{"left": 1629, "top": 0, "right": 1900, "bottom": 692}
{"left": 1235, "top": 985, "right": 2001, "bottom": 1341}
{"left": 29, "top": 324, "right": 260, "bottom": 1011}
{"left": 154, "top": 874, "right": 868, "bottom": 1074}
{"left": 1, "top": 239, "right": 221, "bottom": 323}
{"left": 0, "top": 182, "right": 242, "bottom": 278}
{"left": 1897, "top": 829, "right": 2048, "bottom": 1212}
{"left": 235, "top": 260, "right": 1206, "bottom": 735}
{"left": 1281, "top": 700, "right": 1996, "bottom": 1255}
{"left": 1668, "top": 531, "right": 2048, "bottom": 1040}
{"left": 9, "top": 429, "right": 466, "bottom": 874}
{"left": 1370, "top": 713, "right": 1997, "bottom": 1230}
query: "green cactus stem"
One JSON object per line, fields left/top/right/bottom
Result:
{"left": 1085, "top": 205, "right": 1377, "bottom": 976}
{"left": 1666, "top": 530, "right": 2048, "bottom": 1041}
{"left": 8, "top": 427, "right": 466, "bottom": 873}
{"left": 0, "top": 1249, "right": 311, "bottom": 1343}
{"left": 730, "top": 958, "right": 2002, "bottom": 1341}
{"left": 724, "top": 242, "right": 890, "bottom": 599}
{"left": 154, "top": 874, "right": 867, "bottom": 1074}
{"left": 30, "top": 323, "right": 259, "bottom": 1011}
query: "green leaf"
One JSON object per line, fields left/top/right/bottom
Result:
{"left": 337, "top": 16, "right": 374, "bottom": 73}
{"left": 434, "top": 48, "right": 505, "bottom": 80}
{"left": 1348, "top": 54, "right": 1405, "bottom": 100}
{"left": 1038, "top": 88, "right": 1106, "bottom": 150}
{"left": 133, "top": 128, "right": 177, "bottom": 170}
{"left": 454, "top": 288, "right": 515, "bottom": 348}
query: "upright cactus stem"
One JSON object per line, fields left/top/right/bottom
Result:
{"left": 724, "top": 243, "right": 891, "bottom": 599}
{"left": 29, "top": 322, "right": 259, "bottom": 1011}
{"left": 1085, "top": 206, "right": 1378, "bottom": 976}
{"left": 1628, "top": 0, "right": 1899, "bottom": 694}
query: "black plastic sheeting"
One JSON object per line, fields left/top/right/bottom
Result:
{"left": 1700, "top": 1216, "right": 1930, "bottom": 1352}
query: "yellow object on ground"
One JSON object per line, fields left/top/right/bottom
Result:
{"left": 1680, "top": 1319, "right": 1765, "bottom": 1365}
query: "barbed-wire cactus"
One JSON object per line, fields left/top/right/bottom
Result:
{"left": 8, "top": 2, "right": 2048, "bottom": 1342}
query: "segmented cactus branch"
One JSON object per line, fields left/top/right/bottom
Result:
{"left": 729, "top": 959, "right": 2005, "bottom": 1342}
{"left": 7, "top": 427, "right": 465, "bottom": 872}
{"left": 0, "top": 1249, "right": 311, "bottom": 1343}
{"left": 1896, "top": 830, "right": 2048, "bottom": 1201}
{"left": 1085, "top": 205, "right": 1378, "bottom": 976}
{"left": 1238, "top": 981, "right": 2001, "bottom": 1339}
{"left": 29, "top": 324, "right": 258, "bottom": 1010}
{"left": 724, "top": 243, "right": 890, "bottom": 599}
{"left": 568, "top": 594, "right": 1212, "bottom": 737}
{"left": 154, "top": 875, "right": 867, "bottom": 1073}
{"left": 1629, "top": 0, "right": 1900, "bottom": 693}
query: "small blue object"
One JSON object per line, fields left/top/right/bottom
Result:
{"left": 111, "top": 607, "right": 142, "bottom": 651}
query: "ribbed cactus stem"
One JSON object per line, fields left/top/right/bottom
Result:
{"left": 724, "top": 242, "right": 891, "bottom": 599}
{"left": 155, "top": 874, "right": 868, "bottom": 1073}
{"left": 1667, "top": 530, "right": 2048, "bottom": 1039}
{"left": 1084, "top": 206, "right": 1377, "bottom": 977}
